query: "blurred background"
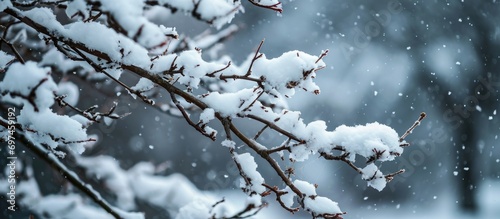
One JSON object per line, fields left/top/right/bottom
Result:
{"left": 5, "top": 0, "right": 499, "bottom": 218}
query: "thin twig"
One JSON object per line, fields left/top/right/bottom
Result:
{"left": 399, "top": 112, "right": 427, "bottom": 143}
{"left": 320, "top": 152, "right": 363, "bottom": 174}
{"left": 170, "top": 92, "right": 216, "bottom": 140}
{"left": 0, "top": 37, "right": 25, "bottom": 64}
{"left": 253, "top": 124, "right": 269, "bottom": 140}
{"left": 245, "top": 39, "right": 264, "bottom": 77}
{"left": 262, "top": 184, "right": 300, "bottom": 213}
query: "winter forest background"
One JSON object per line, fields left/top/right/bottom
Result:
{"left": 1, "top": 0, "right": 499, "bottom": 218}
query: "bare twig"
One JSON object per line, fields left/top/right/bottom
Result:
{"left": 55, "top": 95, "right": 130, "bottom": 123}
{"left": 399, "top": 112, "right": 426, "bottom": 143}
{"left": 315, "top": 49, "right": 329, "bottom": 64}
{"left": 170, "top": 92, "right": 216, "bottom": 141}
{"left": 320, "top": 152, "right": 363, "bottom": 174}
{"left": 242, "top": 114, "right": 304, "bottom": 143}
{"left": 0, "top": 20, "right": 25, "bottom": 64}
{"left": 262, "top": 184, "right": 300, "bottom": 213}
{"left": 385, "top": 169, "right": 405, "bottom": 182}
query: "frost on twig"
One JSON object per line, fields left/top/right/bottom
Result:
{"left": 0, "top": 0, "right": 426, "bottom": 218}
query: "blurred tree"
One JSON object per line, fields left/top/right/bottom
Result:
{"left": 400, "top": 1, "right": 500, "bottom": 211}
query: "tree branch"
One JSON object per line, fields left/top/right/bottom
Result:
{"left": 0, "top": 120, "right": 126, "bottom": 219}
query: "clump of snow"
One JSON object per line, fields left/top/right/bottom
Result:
{"left": 0, "top": 62, "right": 89, "bottom": 154}
{"left": 0, "top": 62, "right": 57, "bottom": 108}
{"left": 251, "top": 51, "right": 324, "bottom": 97}
{"left": 19, "top": 7, "right": 151, "bottom": 69}
{"left": 361, "top": 163, "right": 387, "bottom": 191}
{"left": 280, "top": 186, "right": 295, "bottom": 208}
{"left": 292, "top": 180, "right": 342, "bottom": 215}
{"left": 199, "top": 108, "right": 215, "bottom": 124}
{"left": 197, "top": 0, "right": 243, "bottom": 29}
{"left": 330, "top": 122, "right": 402, "bottom": 162}
{"left": 128, "top": 163, "right": 202, "bottom": 211}
{"left": 221, "top": 139, "right": 236, "bottom": 149}
{"left": 131, "top": 77, "right": 154, "bottom": 91}
{"left": 294, "top": 180, "right": 317, "bottom": 196}
{"left": 97, "top": 0, "right": 174, "bottom": 49}
{"left": 18, "top": 107, "right": 88, "bottom": 153}
{"left": 173, "top": 50, "right": 236, "bottom": 88}
{"left": 202, "top": 88, "right": 258, "bottom": 117}
{"left": 234, "top": 153, "right": 266, "bottom": 194}
{"left": 65, "top": 0, "right": 88, "bottom": 20}
{"left": 303, "top": 195, "right": 342, "bottom": 215}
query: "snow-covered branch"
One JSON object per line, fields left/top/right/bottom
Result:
{"left": 0, "top": 120, "right": 142, "bottom": 219}
{"left": 0, "top": 0, "right": 426, "bottom": 218}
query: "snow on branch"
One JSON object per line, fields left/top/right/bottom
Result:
{"left": 248, "top": 0, "right": 283, "bottom": 13}
{"left": 0, "top": 62, "right": 93, "bottom": 154}
{"left": 0, "top": 1, "right": 426, "bottom": 219}
{"left": 146, "top": 0, "right": 243, "bottom": 29}
{"left": 0, "top": 125, "right": 143, "bottom": 219}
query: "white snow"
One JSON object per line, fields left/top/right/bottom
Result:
{"left": 0, "top": 51, "right": 14, "bottom": 69}
{"left": 202, "top": 88, "right": 257, "bottom": 117}
{"left": 57, "top": 81, "right": 80, "bottom": 106}
{"left": 158, "top": 0, "right": 243, "bottom": 29}
{"left": 65, "top": 0, "right": 88, "bottom": 20}
{"left": 234, "top": 153, "right": 266, "bottom": 194}
{"left": 293, "top": 180, "right": 343, "bottom": 215}
{"left": 294, "top": 179, "right": 317, "bottom": 196}
{"left": 281, "top": 186, "right": 295, "bottom": 208}
{"left": 199, "top": 108, "right": 215, "bottom": 124}
{"left": 221, "top": 139, "right": 236, "bottom": 149}
{"left": 330, "top": 122, "right": 402, "bottom": 162}
{"left": 18, "top": 7, "right": 151, "bottom": 69}
{"left": 361, "top": 163, "right": 387, "bottom": 191}
{"left": 19, "top": 107, "right": 88, "bottom": 153}
{"left": 77, "top": 156, "right": 136, "bottom": 210}
{"left": 0, "top": 61, "right": 57, "bottom": 108}
{"left": 0, "top": 62, "right": 89, "bottom": 153}
{"left": 131, "top": 77, "right": 155, "bottom": 91}
{"left": 175, "top": 198, "right": 212, "bottom": 219}
{"left": 251, "top": 51, "right": 324, "bottom": 97}
{"left": 303, "top": 195, "right": 342, "bottom": 215}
